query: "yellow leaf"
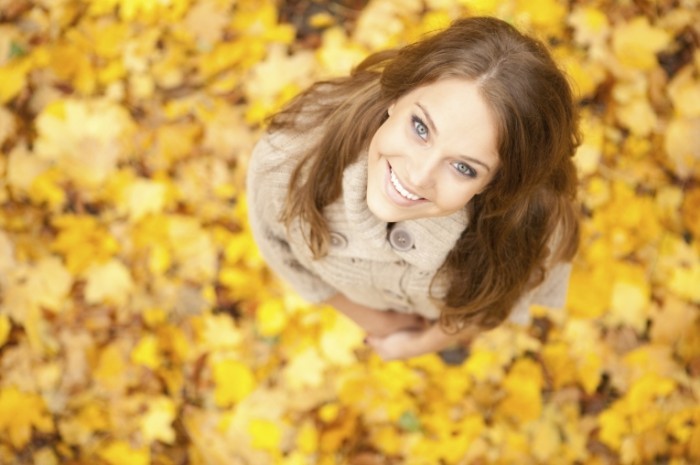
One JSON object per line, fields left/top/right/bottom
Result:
{"left": 624, "top": 373, "right": 676, "bottom": 413}
{"left": 6, "top": 146, "right": 49, "bottom": 195}
{"left": 230, "top": 3, "right": 295, "bottom": 44}
{"left": 0, "top": 57, "right": 30, "bottom": 104}
{"left": 464, "top": 348, "right": 503, "bottom": 382}
{"left": 15, "top": 256, "right": 73, "bottom": 314}
{"left": 167, "top": 216, "right": 217, "bottom": 281}
{"left": 668, "top": 263, "right": 700, "bottom": 303}
{"left": 319, "top": 311, "right": 364, "bottom": 365}
{"left": 212, "top": 359, "right": 256, "bottom": 407}
{"left": 530, "top": 420, "right": 561, "bottom": 462}
{"left": 121, "top": 179, "right": 166, "bottom": 221}
{"left": 650, "top": 296, "right": 697, "bottom": 344}
{"left": 0, "top": 315, "right": 10, "bottom": 348}
{"left": 98, "top": 440, "right": 149, "bottom": 465}
{"left": 32, "top": 447, "right": 58, "bottom": 465}
{"left": 577, "top": 351, "right": 603, "bottom": 395}
{"left": 598, "top": 408, "right": 628, "bottom": 450}
{"left": 94, "top": 343, "right": 127, "bottom": 391}
{"left": 283, "top": 347, "right": 327, "bottom": 390}
{"left": 616, "top": 96, "right": 657, "bottom": 137}
{"left": 243, "top": 44, "right": 315, "bottom": 119}
{"left": 575, "top": 113, "right": 604, "bottom": 176}
{"left": 612, "top": 17, "right": 671, "bottom": 70}
{"left": 682, "top": 187, "right": 700, "bottom": 239}
{"left": 248, "top": 419, "right": 281, "bottom": 451}
{"left": 566, "top": 265, "right": 612, "bottom": 319}
{"left": 309, "top": 12, "right": 335, "bottom": 29}
{"left": 0, "top": 106, "right": 17, "bottom": 151}
{"left": 29, "top": 169, "right": 67, "bottom": 211}
{"left": 541, "top": 342, "right": 577, "bottom": 389}
{"left": 663, "top": 116, "right": 700, "bottom": 179}
{"left": 371, "top": 425, "right": 401, "bottom": 455}
{"left": 51, "top": 214, "right": 120, "bottom": 274}
{"left": 84, "top": 259, "right": 134, "bottom": 306}
{"left": 140, "top": 397, "right": 176, "bottom": 444}
{"left": 131, "top": 334, "right": 160, "bottom": 370}
{"left": 568, "top": 6, "right": 610, "bottom": 47}
{"left": 0, "top": 387, "right": 54, "bottom": 449}
{"left": 316, "top": 26, "right": 367, "bottom": 76}
{"left": 668, "top": 67, "right": 700, "bottom": 118}
{"left": 497, "top": 358, "right": 543, "bottom": 423}
{"left": 255, "top": 298, "right": 287, "bottom": 338}
{"left": 608, "top": 279, "right": 650, "bottom": 333}
{"left": 516, "top": 0, "right": 567, "bottom": 34}
{"left": 198, "top": 313, "right": 242, "bottom": 350}
{"left": 296, "top": 420, "right": 319, "bottom": 454}
{"left": 182, "top": 0, "right": 228, "bottom": 46}
{"left": 34, "top": 99, "right": 135, "bottom": 191}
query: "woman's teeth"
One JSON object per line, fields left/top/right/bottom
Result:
{"left": 390, "top": 168, "right": 421, "bottom": 201}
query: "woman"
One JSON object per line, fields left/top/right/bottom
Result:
{"left": 246, "top": 16, "right": 580, "bottom": 361}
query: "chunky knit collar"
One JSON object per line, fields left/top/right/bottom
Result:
{"left": 340, "top": 153, "right": 469, "bottom": 270}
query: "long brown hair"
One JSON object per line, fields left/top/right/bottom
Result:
{"left": 269, "top": 16, "right": 580, "bottom": 330}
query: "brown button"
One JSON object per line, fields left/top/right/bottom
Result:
{"left": 388, "top": 226, "right": 414, "bottom": 251}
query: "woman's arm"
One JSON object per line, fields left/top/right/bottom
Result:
{"left": 324, "top": 293, "right": 427, "bottom": 338}
{"left": 366, "top": 321, "right": 482, "bottom": 361}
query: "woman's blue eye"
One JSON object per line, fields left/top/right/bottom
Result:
{"left": 412, "top": 116, "right": 428, "bottom": 139}
{"left": 454, "top": 161, "right": 476, "bottom": 178}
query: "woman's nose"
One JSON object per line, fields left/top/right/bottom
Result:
{"left": 406, "top": 151, "right": 438, "bottom": 189}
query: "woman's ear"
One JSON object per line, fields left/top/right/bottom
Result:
{"left": 388, "top": 102, "right": 395, "bottom": 116}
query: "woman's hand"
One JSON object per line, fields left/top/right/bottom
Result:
{"left": 324, "top": 293, "right": 427, "bottom": 338}
{"left": 366, "top": 322, "right": 481, "bottom": 361}
{"left": 365, "top": 310, "right": 427, "bottom": 338}
{"left": 365, "top": 329, "right": 427, "bottom": 360}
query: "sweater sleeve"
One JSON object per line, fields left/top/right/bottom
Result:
{"left": 245, "top": 131, "right": 337, "bottom": 303}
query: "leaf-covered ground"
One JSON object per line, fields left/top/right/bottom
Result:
{"left": 0, "top": 0, "right": 699, "bottom": 464}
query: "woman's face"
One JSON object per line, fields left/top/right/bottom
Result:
{"left": 366, "top": 78, "right": 500, "bottom": 223}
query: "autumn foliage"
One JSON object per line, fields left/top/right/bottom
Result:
{"left": 0, "top": 0, "right": 699, "bottom": 464}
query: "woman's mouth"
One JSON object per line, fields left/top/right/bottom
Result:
{"left": 389, "top": 166, "right": 423, "bottom": 201}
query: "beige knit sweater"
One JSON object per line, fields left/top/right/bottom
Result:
{"left": 246, "top": 128, "right": 572, "bottom": 324}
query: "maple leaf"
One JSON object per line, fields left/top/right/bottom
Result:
{"left": 83, "top": 258, "right": 134, "bottom": 306}
{"left": 0, "top": 387, "right": 54, "bottom": 448}
{"left": 317, "top": 27, "right": 368, "bottom": 77}
{"left": 0, "top": 56, "right": 31, "bottom": 104}
{"left": 516, "top": 0, "right": 567, "bottom": 35}
{"left": 664, "top": 116, "right": 700, "bottom": 179}
{"left": 612, "top": 17, "right": 671, "bottom": 71}
{"left": 497, "top": 358, "right": 544, "bottom": 423}
{"left": 568, "top": 5, "right": 610, "bottom": 48}
{"left": 140, "top": 396, "right": 177, "bottom": 444}
{"left": 34, "top": 99, "right": 135, "bottom": 192}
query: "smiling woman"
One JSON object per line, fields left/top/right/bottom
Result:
{"left": 247, "top": 16, "right": 580, "bottom": 361}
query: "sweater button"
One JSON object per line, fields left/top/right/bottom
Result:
{"left": 329, "top": 232, "right": 348, "bottom": 249}
{"left": 388, "top": 226, "right": 414, "bottom": 251}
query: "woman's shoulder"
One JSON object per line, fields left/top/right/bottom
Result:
{"left": 249, "top": 125, "right": 323, "bottom": 173}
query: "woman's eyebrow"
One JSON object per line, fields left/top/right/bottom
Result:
{"left": 416, "top": 102, "right": 494, "bottom": 173}
{"left": 416, "top": 102, "right": 438, "bottom": 136}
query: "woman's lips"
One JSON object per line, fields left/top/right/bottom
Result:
{"left": 390, "top": 167, "right": 422, "bottom": 200}
{"left": 384, "top": 162, "right": 426, "bottom": 206}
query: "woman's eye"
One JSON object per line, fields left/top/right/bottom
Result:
{"left": 454, "top": 161, "right": 476, "bottom": 178}
{"left": 411, "top": 116, "right": 428, "bottom": 140}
